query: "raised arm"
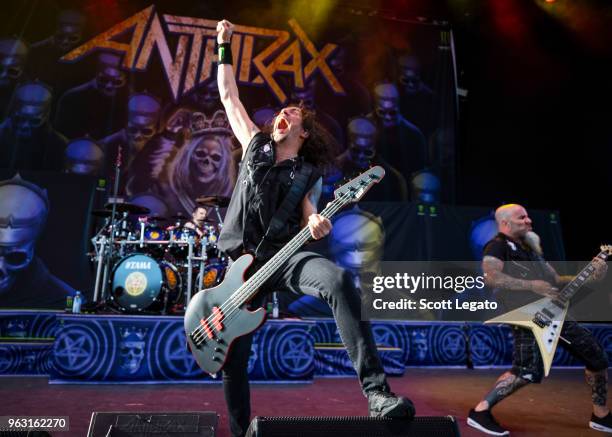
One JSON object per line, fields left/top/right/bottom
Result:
{"left": 216, "top": 20, "right": 259, "bottom": 154}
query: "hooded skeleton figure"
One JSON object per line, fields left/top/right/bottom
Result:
{"left": 289, "top": 78, "right": 344, "bottom": 146}
{"left": 0, "top": 176, "right": 74, "bottom": 307}
{"left": 50, "top": 10, "right": 85, "bottom": 52}
{"left": 410, "top": 170, "right": 441, "bottom": 204}
{"left": 64, "top": 138, "right": 104, "bottom": 175}
{"left": 367, "top": 82, "right": 427, "bottom": 182}
{"left": 0, "top": 82, "right": 67, "bottom": 170}
{"left": 56, "top": 52, "right": 129, "bottom": 139}
{"left": 100, "top": 92, "right": 161, "bottom": 181}
{"left": 373, "top": 82, "right": 402, "bottom": 129}
{"left": 397, "top": 55, "right": 431, "bottom": 97}
{"left": 27, "top": 10, "right": 86, "bottom": 97}
{"left": 122, "top": 105, "right": 193, "bottom": 197}
{"left": 396, "top": 54, "right": 434, "bottom": 139}
{"left": 0, "top": 38, "right": 28, "bottom": 112}
{"left": 125, "top": 93, "right": 161, "bottom": 152}
{"left": 0, "top": 175, "right": 47, "bottom": 294}
{"left": 346, "top": 117, "right": 377, "bottom": 169}
{"left": 164, "top": 111, "right": 236, "bottom": 215}
{"left": 325, "top": 117, "right": 408, "bottom": 203}
{"left": 329, "top": 208, "right": 385, "bottom": 294}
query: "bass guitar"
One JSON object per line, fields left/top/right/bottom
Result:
{"left": 185, "top": 166, "right": 385, "bottom": 374}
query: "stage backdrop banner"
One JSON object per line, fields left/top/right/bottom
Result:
{"left": 1, "top": 0, "right": 457, "bottom": 217}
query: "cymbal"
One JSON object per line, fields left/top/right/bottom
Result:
{"left": 91, "top": 209, "right": 117, "bottom": 218}
{"left": 147, "top": 214, "right": 168, "bottom": 222}
{"left": 196, "top": 195, "right": 230, "bottom": 207}
{"left": 171, "top": 212, "right": 188, "bottom": 220}
{"left": 104, "top": 201, "right": 150, "bottom": 215}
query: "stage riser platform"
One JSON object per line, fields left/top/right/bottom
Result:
{"left": 1, "top": 311, "right": 611, "bottom": 383}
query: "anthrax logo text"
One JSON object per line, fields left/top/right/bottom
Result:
{"left": 61, "top": 6, "right": 344, "bottom": 103}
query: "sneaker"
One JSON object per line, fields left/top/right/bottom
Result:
{"left": 590, "top": 412, "right": 612, "bottom": 433}
{"left": 367, "top": 391, "right": 415, "bottom": 419}
{"left": 467, "top": 409, "right": 509, "bottom": 436}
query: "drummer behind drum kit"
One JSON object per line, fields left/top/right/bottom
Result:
{"left": 90, "top": 196, "right": 230, "bottom": 314}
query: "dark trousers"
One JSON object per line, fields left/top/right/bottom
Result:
{"left": 222, "top": 251, "right": 390, "bottom": 437}
{"left": 511, "top": 320, "right": 609, "bottom": 383}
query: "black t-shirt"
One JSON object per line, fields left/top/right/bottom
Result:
{"left": 218, "top": 132, "right": 321, "bottom": 261}
{"left": 483, "top": 233, "right": 556, "bottom": 307}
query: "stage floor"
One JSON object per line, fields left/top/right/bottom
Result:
{"left": 0, "top": 368, "right": 603, "bottom": 437}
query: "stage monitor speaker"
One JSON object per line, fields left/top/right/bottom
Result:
{"left": 246, "top": 416, "right": 461, "bottom": 437}
{"left": 86, "top": 411, "right": 218, "bottom": 437}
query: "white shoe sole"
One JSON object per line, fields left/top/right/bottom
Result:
{"left": 589, "top": 421, "right": 612, "bottom": 433}
{"left": 467, "top": 417, "right": 510, "bottom": 436}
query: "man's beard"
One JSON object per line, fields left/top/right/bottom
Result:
{"left": 523, "top": 230, "right": 543, "bottom": 256}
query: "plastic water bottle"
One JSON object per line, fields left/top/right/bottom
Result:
{"left": 65, "top": 295, "right": 73, "bottom": 313}
{"left": 272, "top": 292, "right": 279, "bottom": 319}
{"left": 72, "top": 291, "right": 82, "bottom": 314}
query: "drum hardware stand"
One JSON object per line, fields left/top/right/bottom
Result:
{"left": 212, "top": 205, "right": 224, "bottom": 228}
{"left": 138, "top": 217, "right": 147, "bottom": 249}
{"left": 186, "top": 237, "right": 195, "bottom": 306}
{"left": 198, "top": 237, "right": 207, "bottom": 291}
{"left": 92, "top": 235, "right": 107, "bottom": 303}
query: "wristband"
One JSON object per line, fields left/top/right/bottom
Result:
{"left": 218, "top": 42, "right": 233, "bottom": 65}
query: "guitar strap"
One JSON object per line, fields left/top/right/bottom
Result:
{"left": 254, "top": 161, "right": 314, "bottom": 258}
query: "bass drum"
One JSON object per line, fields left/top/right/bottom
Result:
{"left": 111, "top": 253, "right": 181, "bottom": 313}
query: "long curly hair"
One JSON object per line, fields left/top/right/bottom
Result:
{"left": 263, "top": 104, "right": 339, "bottom": 170}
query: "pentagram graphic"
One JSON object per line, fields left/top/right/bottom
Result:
{"left": 164, "top": 327, "right": 201, "bottom": 377}
{"left": 53, "top": 324, "right": 103, "bottom": 376}
{"left": 277, "top": 330, "right": 313, "bottom": 374}
{"left": 470, "top": 327, "right": 502, "bottom": 364}
{"left": 0, "top": 345, "right": 18, "bottom": 373}
{"left": 432, "top": 326, "right": 466, "bottom": 364}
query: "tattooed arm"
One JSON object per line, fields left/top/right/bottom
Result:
{"left": 482, "top": 255, "right": 559, "bottom": 298}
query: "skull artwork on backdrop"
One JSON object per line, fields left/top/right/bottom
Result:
{"left": 347, "top": 117, "right": 377, "bottom": 169}
{"left": 190, "top": 78, "right": 220, "bottom": 113}
{"left": 0, "top": 38, "right": 27, "bottom": 89}
{"left": 64, "top": 138, "right": 104, "bottom": 175}
{"left": 165, "top": 110, "right": 236, "bottom": 214}
{"left": 126, "top": 93, "right": 161, "bottom": 153}
{"left": 8, "top": 82, "right": 52, "bottom": 139}
{"left": 410, "top": 170, "right": 441, "bottom": 204}
{"left": 411, "top": 330, "right": 429, "bottom": 361}
{"left": 329, "top": 209, "right": 385, "bottom": 275}
{"left": 94, "top": 52, "right": 127, "bottom": 98}
{"left": 192, "top": 137, "right": 224, "bottom": 185}
{"left": 0, "top": 175, "right": 49, "bottom": 295}
{"left": 398, "top": 55, "right": 426, "bottom": 96}
{"left": 373, "top": 83, "right": 401, "bottom": 129}
{"left": 119, "top": 327, "right": 148, "bottom": 374}
{"left": 52, "top": 10, "right": 85, "bottom": 52}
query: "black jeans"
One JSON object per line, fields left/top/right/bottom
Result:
{"left": 222, "top": 251, "right": 390, "bottom": 437}
{"left": 511, "top": 320, "right": 609, "bottom": 383}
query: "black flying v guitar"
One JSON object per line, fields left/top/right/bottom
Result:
{"left": 184, "top": 166, "right": 385, "bottom": 375}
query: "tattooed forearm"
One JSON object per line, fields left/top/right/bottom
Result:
{"left": 482, "top": 256, "right": 532, "bottom": 291}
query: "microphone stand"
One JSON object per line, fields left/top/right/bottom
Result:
{"left": 101, "top": 145, "right": 123, "bottom": 304}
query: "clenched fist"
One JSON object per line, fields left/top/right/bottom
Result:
{"left": 216, "top": 19, "right": 234, "bottom": 44}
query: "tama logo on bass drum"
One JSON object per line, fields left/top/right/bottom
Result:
{"left": 125, "top": 261, "right": 152, "bottom": 270}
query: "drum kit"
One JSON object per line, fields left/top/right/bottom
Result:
{"left": 90, "top": 196, "right": 230, "bottom": 314}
